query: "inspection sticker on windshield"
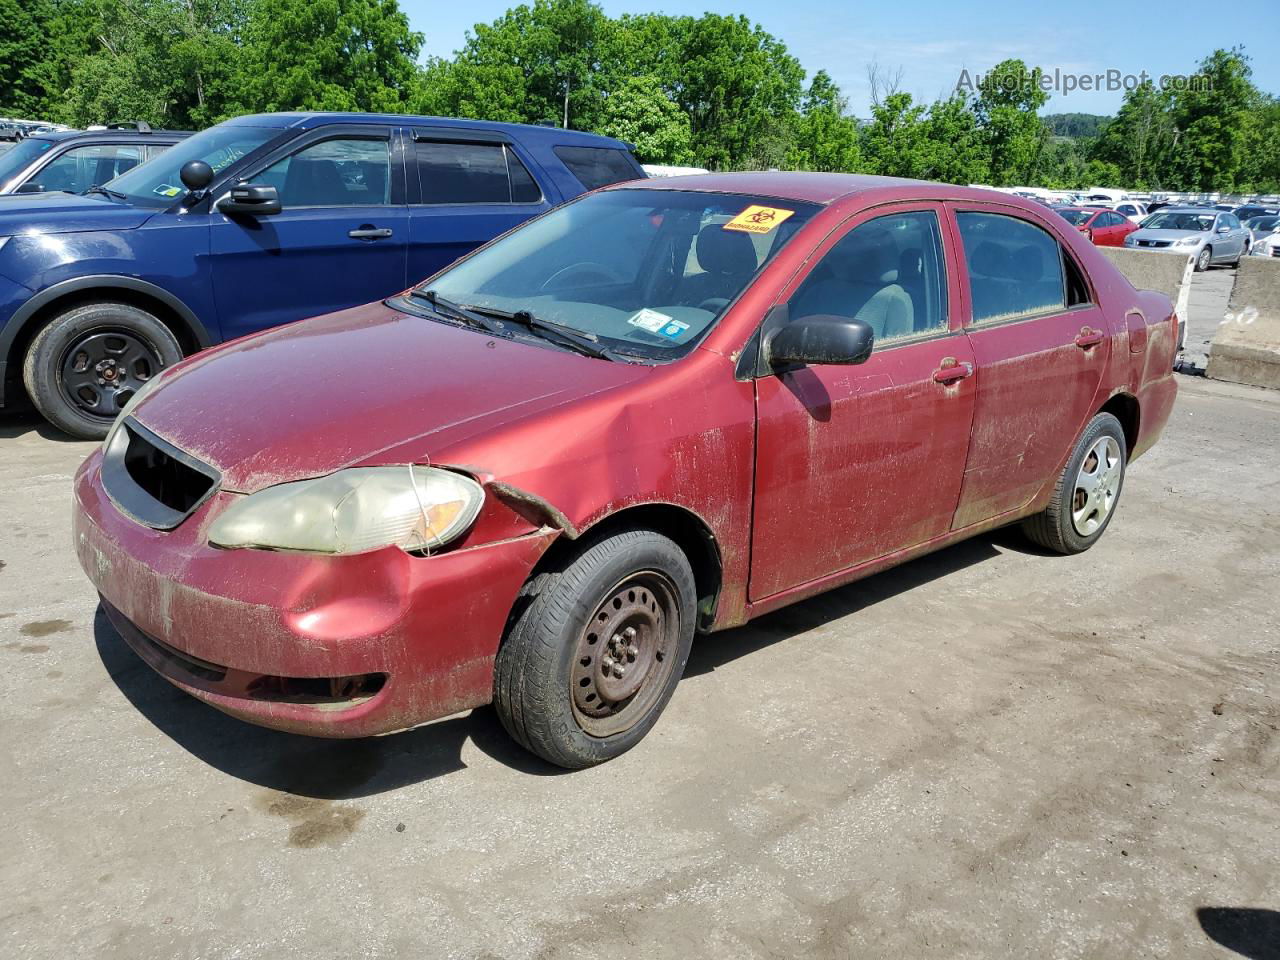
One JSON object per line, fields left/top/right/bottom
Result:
{"left": 724, "top": 205, "right": 795, "bottom": 234}
{"left": 628, "top": 308, "right": 675, "bottom": 333}
{"left": 657, "top": 319, "right": 690, "bottom": 340}
{"left": 152, "top": 184, "right": 182, "bottom": 197}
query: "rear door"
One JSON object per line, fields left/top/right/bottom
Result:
{"left": 749, "top": 203, "right": 977, "bottom": 599}
{"left": 209, "top": 124, "right": 408, "bottom": 338}
{"left": 948, "top": 206, "right": 1110, "bottom": 529}
{"left": 405, "top": 130, "right": 556, "bottom": 284}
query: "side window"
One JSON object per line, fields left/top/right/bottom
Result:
{"left": 33, "top": 144, "right": 142, "bottom": 193}
{"left": 1222, "top": 214, "right": 1241, "bottom": 229}
{"left": 957, "top": 212, "right": 1067, "bottom": 324}
{"left": 552, "top": 146, "right": 641, "bottom": 191}
{"left": 1105, "top": 212, "right": 1126, "bottom": 227}
{"left": 258, "top": 138, "right": 390, "bottom": 207}
{"left": 789, "top": 210, "right": 949, "bottom": 344}
{"left": 414, "top": 141, "right": 543, "bottom": 204}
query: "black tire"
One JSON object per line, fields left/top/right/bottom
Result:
{"left": 1022, "top": 412, "right": 1127, "bottom": 555}
{"left": 493, "top": 529, "right": 697, "bottom": 769}
{"left": 1195, "top": 246, "right": 1212, "bottom": 272}
{"left": 22, "top": 302, "right": 182, "bottom": 440}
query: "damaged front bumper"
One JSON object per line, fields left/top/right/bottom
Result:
{"left": 73, "top": 450, "right": 555, "bottom": 738}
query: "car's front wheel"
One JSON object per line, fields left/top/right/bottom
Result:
{"left": 1195, "top": 246, "right": 1212, "bottom": 272}
{"left": 493, "top": 529, "right": 697, "bottom": 768}
{"left": 22, "top": 302, "right": 182, "bottom": 440}
{"left": 1022, "top": 412, "right": 1127, "bottom": 555}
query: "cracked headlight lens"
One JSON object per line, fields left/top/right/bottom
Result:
{"left": 209, "top": 466, "right": 483, "bottom": 555}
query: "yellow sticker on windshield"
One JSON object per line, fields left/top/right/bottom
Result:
{"left": 723, "top": 205, "right": 795, "bottom": 234}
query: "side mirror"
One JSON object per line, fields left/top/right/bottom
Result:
{"left": 1216, "top": 224, "right": 1231, "bottom": 233}
{"left": 217, "top": 183, "right": 281, "bottom": 217}
{"left": 764, "top": 315, "right": 875, "bottom": 368}
{"left": 14, "top": 182, "right": 44, "bottom": 194}
{"left": 179, "top": 160, "right": 214, "bottom": 191}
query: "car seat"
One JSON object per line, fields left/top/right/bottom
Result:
{"left": 283, "top": 158, "right": 348, "bottom": 206}
{"left": 680, "top": 225, "right": 760, "bottom": 307}
{"left": 791, "top": 228, "right": 913, "bottom": 340}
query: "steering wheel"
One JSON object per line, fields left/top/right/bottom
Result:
{"left": 540, "top": 261, "right": 628, "bottom": 291}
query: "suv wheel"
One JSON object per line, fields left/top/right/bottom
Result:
{"left": 493, "top": 529, "right": 697, "bottom": 768}
{"left": 22, "top": 302, "right": 182, "bottom": 440}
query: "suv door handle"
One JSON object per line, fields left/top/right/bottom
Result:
{"left": 933, "top": 358, "right": 974, "bottom": 383}
{"left": 349, "top": 226, "right": 393, "bottom": 239}
{"left": 1074, "top": 327, "right": 1105, "bottom": 349}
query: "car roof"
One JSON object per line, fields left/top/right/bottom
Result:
{"left": 220, "top": 112, "right": 634, "bottom": 149}
{"left": 606, "top": 171, "right": 1067, "bottom": 209}
{"left": 27, "top": 128, "right": 190, "bottom": 145}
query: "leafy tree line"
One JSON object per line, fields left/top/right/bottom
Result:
{"left": 3, "top": 0, "right": 1277, "bottom": 192}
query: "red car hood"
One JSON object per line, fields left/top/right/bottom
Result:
{"left": 132, "top": 302, "right": 648, "bottom": 493}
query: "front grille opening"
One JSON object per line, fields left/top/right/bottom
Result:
{"left": 245, "top": 672, "right": 387, "bottom": 705}
{"left": 123, "top": 424, "right": 215, "bottom": 514}
{"left": 132, "top": 627, "right": 228, "bottom": 683}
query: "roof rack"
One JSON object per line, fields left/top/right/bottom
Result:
{"left": 103, "top": 121, "right": 153, "bottom": 133}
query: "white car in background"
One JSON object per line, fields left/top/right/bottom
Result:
{"left": 1250, "top": 230, "right": 1280, "bottom": 258}
{"left": 1113, "top": 200, "right": 1148, "bottom": 223}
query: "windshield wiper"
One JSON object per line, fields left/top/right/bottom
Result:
{"left": 407, "top": 289, "right": 501, "bottom": 334}
{"left": 462, "top": 304, "right": 625, "bottom": 362}
{"left": 84, "top": 184, "right": 127, "bottom": 201}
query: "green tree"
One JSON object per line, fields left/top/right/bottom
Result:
{"left": 1090, "top": 80, "right": 1177, "bottom": 189}
{"left": 597, "top": 75, "right": 693, "bottom": 164}
{"left": 786, "top": 70, "right": 861, "bottom": 172}
{"left": 0, "top": 0, "right": 54, "bottom": 115}
{"left": 972, "top": 59, "right": 1050, "bottom": 184}
{"left": 1168, "top": 48, "right": 1254, "bottom": 191}
{"left": 239, "top": 0, "right": 421, "bottom": 113}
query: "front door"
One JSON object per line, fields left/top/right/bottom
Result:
{"left": 948, "top": 206, "right": 1110, "bottom": 528}
{"left": 210, "top": 126, "right": 408, "bottom": 339}
{"left": 749, "top": 205, "right": 977, "bottom": 600}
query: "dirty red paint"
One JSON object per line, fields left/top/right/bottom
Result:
{"left": 72, "top": 173, "right": 1177, "bottom": 738}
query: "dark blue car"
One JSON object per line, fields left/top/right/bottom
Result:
{"left": 0, "top": 112, "right": 644, "bottom": 437}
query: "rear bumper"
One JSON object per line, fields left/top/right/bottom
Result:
{"left": 73, "top": 450, "right": 555, "bottom": 737}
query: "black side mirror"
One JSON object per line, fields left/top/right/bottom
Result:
{"left": 179, "top": 160, "right": 214, "bottom": 191}
{"left": 217, "top": 183, "right": 282, "bottom": 217}
{"left": 764, "top": 315, "right": 875, "bottom": 367}
{"left": 14, "top": 182, "right": 44, "bottom": 194}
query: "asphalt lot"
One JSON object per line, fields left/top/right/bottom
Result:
{"left": 1, "top": 267, "right": 1277, "bottom": 959}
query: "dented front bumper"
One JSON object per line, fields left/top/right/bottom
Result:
{"left": 73, "top": 450, "right": 555, "bottom": 738}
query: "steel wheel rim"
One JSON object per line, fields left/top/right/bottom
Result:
{"left": 58, "top": 327, "right": 161, "bottom": 421}
{"left": 571, "top": 570, "right": 680, "bottom": 738}
{"left": 1072, "top": 436, "right": 1122, "bottom": 537}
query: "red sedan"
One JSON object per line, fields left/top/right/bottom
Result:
{"left": 1055, "top": 205, "right": 1139, "bottom": 246}
{"left": 74, "top": 174, "right": 1178, "bottom": 768}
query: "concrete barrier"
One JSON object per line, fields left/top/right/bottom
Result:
{"left": 1098, "top": 247, "right": 1195, "bottom": 348}
{"left": 1206, "top": 256, "right": 1280, "bottom": 390}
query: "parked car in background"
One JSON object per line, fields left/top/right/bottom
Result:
{"left": 1112, "top": 200, "right": 1147, "bottom": 223}
{"left": 1251, "top": 231, "right": 1280, "bottom": 258}
{"left": 1054, "top": 205, "right": 1138, "bottom": 246}
{"left": 1123, "top": 207, "right": 1252, "bottom": 270}
{"left": 1245, "top": 215, "right": 1280, "bottom": 245}
{"left": 73, "top": 173, "right": 1178, "bottom": 768}
{"left": 1235, "top": 204, "right": 1280, "bottom": 222}
{"left": 0, "top": 112, "right": 645, "bottom": 438}
{"left": 0, "top": 123, "right": 190, "bottom": 196}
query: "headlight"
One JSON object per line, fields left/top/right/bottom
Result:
{"left": 1175, "top": 236, "right": 1201, "bottom": 246}
{"left": 208, "top": 466, "right": 484, "bottom": 555}
{"left": 1124, "top": 236, "right": 1136, "bottom": 245}
{"left": 102, "top": 372, "right": 166, "bottom": 451}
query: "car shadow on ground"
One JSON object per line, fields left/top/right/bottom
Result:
{"left": 95, "top": 526, "right": 1034, "bottom": 798}
{"left": 0, "top": 407, "right": 76, "bottom": 442}
{"left": 1197, "top": 907, "right": 1280, "bottom": 960}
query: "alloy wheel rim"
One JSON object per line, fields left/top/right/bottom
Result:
{"left": 570, "top": 570, "right": 679, "bottom": 738}
{"left": 59, "top": 328, "right": 160, "bottom": 421}
{"left": 1072, "top": 436, "right": 1122, "bottom": 537}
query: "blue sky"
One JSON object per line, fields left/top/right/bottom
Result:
{"left": 401, "top": 0, "right": 1279, "bottom": 117}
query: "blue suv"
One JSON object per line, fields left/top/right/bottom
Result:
{"left": 0, "top": 112, "right": 644, "bottom": 437}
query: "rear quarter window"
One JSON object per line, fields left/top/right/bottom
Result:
{"left": 553, "top": 146, "right": 642, "bottom": 191}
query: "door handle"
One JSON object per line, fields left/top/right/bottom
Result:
{"left": 349, "top": 226, "right": 393, "bottom": 239}
{"left": 1074, "top": 327, "right": 1105, "bottom": 349}
{"left": 932, "top": 357, "right": 974, "bottom": 384}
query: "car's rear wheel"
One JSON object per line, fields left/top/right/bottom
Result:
{"left": 493, "top": 529, "right": 696, "bottom": 769}
{"left": 22, "top": 302, "right": 182, "bottom": 440}
{"left": 1022, "top": 412, "right": 1127, "bottom": 555}
{"left": 1195, "top": 246, "right": 1212, "bottom": 271}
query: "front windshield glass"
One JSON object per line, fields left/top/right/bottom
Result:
{"left": 107, "top": 124, "right": 284, "bottom": 207}
{"left": 418, "top": 189, "right": 819, "bottom": 357}
{"left": 0, "top": 138, "right": 57, "bottom": 192}
{"left": 1056, "top": 209, "right": 1092, "bottom": 225}
{"left": 1145, "top": 211, "right": 1215, "bottom": 231}
{"left": 1246, "top": 215, "right": 1279, "bottom": 231}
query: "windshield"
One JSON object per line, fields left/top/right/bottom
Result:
{"left": 1056, "top": 209, "right": 1092, "bottom": 226}
{"left": 0, "top": 138, "right": 57, "bottom": 192}
{"left": 1246, "top": 216, "right": 1279, "bottom": 231}
{"left": 107, "top": 124, "right": 284, "bottom": 207}
{"left": 416, "top": 189, "right": 819, "bottom": 357}
{"left": 1144, "top": 212, "right": 1215, "bottom": 231}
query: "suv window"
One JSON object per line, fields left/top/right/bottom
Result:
{"left": 33, "top": 143, "right": 142, "bottom": 194}
{"left": 415, "top": 141, "right": 542, "bottom": 204}
{"left": 553, "top": 146, "right": 641, "bottom": 191}
{"left": 259, "top": 138, "right": 391, "bottom": 207}
{"left": 957, "top": 212, "right": 1067, "bottom": 324}
{"left": 790, "top": 210, "right": 949, "bottom": 344}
